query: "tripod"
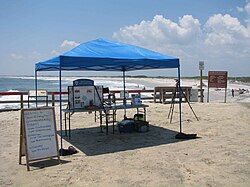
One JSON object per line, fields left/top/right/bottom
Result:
{"left": 168, "top": 80, "right": 199, "bottom": 123}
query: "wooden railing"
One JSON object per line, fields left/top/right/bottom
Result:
{"left": 0, "top": 91, "right": 68, "bottom": 110}
{"left": 0, "top": 88, "right": 204, "bottom": 111}
{"left": 0, "top": 90, "right": 154, "bottom": 111}
{"left": 153, "top": 86, "right": 192, "bottom": 103}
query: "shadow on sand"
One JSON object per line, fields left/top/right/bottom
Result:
{"left": 60, "top": 124, "right": 191, "bottom": 156}
{"left": 23, "top": 159, "right": 71, "bottom": 171}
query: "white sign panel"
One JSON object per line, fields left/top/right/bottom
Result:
{"left": 73, "top": 86, "right": 95, "bottom": 108}
{"left": 199, "top": 61, "right": 204, "bottom": 70}
{"left": 28, "top": 90, "right": 48, "bottom": 97}
{"left": 190, "top": 89, "right": 198, "bottom": 102}
{"left": 23, "top": 108, "right": 58, "bottom": 161}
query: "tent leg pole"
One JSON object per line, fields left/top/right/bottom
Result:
{"left": 178, "top": 66, "right": 182, "bottom": 133}
{"left": 35, "top": 70, "right": 38, "bottom": 107}
{"left": 59, "top": 64, "right": 63, "bottom": 155}
{"left": 123, "top": 68, "right": 127, "bottom": 118}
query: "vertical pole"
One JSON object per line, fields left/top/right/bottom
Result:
{"left": 59, "top": 58, "right": 63, "bottom": 153}
{"left": 207, "top": 87, "right": 210, "bottom": 103}
{"left": 122, "top": 67, "right": 127, "bottom": 117}
{"left": 20, "top": 93, "right": 23, "bottom": 109}
{"left": 224, "top": 88, "right": 227, "bottom": 103}
{"left": 178, "top": 66, "right": 182, "bottom": 133}
{"left": 200, "top": 69, "right": 203, "bottom": 102}
{"left": 52, "top": 93, "right": 55, "bottom": 106}
{"left": 35, "top": 70, "right": 38, "bottom": 107}
{"left": 225, "top": 72, "right": 228, "bottom": 103}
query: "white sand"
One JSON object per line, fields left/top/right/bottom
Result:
{"left": 0, "top": 101, "right": 250, "bottom": 186}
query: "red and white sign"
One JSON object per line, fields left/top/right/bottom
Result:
{"left": 208, "top": 71, "right": 228, "bottom": 88}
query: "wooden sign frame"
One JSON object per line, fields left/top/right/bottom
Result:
{"left": 19, "top": 107, "right": 60, "bottom": 171}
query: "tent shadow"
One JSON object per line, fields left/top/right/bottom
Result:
{"left": 60, "top": 124, "right": 192, "bottom": 156}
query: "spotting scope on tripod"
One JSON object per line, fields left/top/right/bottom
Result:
{"left": 168, "top": 79, "right": 199, "bottom": 123}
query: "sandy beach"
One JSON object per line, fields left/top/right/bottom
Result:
{"left": 0, "top": 101, "right": 250, "bottom": 186}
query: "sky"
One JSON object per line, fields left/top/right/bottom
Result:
{"left": 0, "top": 0, "right": 249, "bottom": 77}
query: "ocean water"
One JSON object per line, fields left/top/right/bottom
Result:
{"left": 1, "top": 76, "right": 250, "bottom": 110}
{"left": 0, "top": 76, "right": 146, "bottom": 109}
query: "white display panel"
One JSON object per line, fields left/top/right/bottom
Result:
{"left": 73, "top": 86, "right": 94, "bottom": 109}
{"left": 68, "top": 85, "right": 104, "bottom": 109}
{"left": 23, "top": 108, "right": 58, "bottom": 161}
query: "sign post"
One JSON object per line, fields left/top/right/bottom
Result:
{"left": 207, "top": 71, "right": 228, "bottom": 103}
{"left": 199, "top": 61, "right": 204, "bottom": 102}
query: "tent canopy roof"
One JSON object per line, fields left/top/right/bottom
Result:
{"left": 35, "top": 38, "right": 179, "bottom": 72}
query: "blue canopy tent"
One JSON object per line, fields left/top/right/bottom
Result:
{"left": 35, "top": 38, "right": 182, "bottom": 150}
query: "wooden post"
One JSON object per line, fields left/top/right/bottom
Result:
{"left": 200, "top": 69, "right": 203, "bottom": 102}
{"left": 52, "top": 93, "right": 55, "bottom": 106}
{"left": 153, "top": 88, "right": 156, "bottom": 103}
{"left": 207, "top": 87, "right": 210, "bottom": 103}
{"left": 20, "top": 93, "right": 24, "bottom": 109}
{"left": 199, "top": 61, "right": 204, "bottom": 103}
{"left": 224, "top": 88, "right": 227, "bottom": 103}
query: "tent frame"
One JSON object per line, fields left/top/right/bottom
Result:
{"left": 34, "top": 39, "right": 182, "bottom": 151}
{"left": 35, "top": 65, "right": 182, "bottom": 151}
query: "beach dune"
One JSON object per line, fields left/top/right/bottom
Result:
{"left": 0, "top": 102, "right": 250, "bottom": 186}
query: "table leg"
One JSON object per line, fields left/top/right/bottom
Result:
{"left": 100, "top": 111, "right": 103, "bottom": 133}
{"left": 64, "top": 112, "right": 67, "bottom": 136}
{"left": 106, "top": 114, "right": 108, "bottom": 135}
{"left": 69, "top": 113, "right": 71, "bottom": 139}
{"left": 113, "top": 109, "right": 115, "bottom": 134}
{"left": 144, "top": 107, "right": 146, "bottom": 121}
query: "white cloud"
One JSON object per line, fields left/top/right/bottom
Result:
{"left": 236, "top": 6, "right": 244, "bottom": 12}
{"left": 60, "top": 40, "right": 79, "bottom": 48}
{"left": 245, "top": 2, "right": 250, "bottom": 25}
{"left": 236, "top": 2, "right": 250, "bottom": 25}
{"left": 204, "top": 14, "right": 250, "bottom": 45}
{"left": 113, "top": 14, "right": 203, "bottom": 58}
{"left": 114, "top": 15, "right": 201, "bottom": 46}
{"left": 51, "top": 50, "right": 60, "bottom": 56}
{"left": 11, "top": 53, "right": 24, "bottom": 60}
{"left": 245, "top": 2, "right": 250, "bottom": 14}
{"left": 113, "top": 3, "right": 250, "bottom": 76}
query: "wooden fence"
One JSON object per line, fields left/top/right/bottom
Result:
{"left": 0, "top": 90, "right": 154, "bottom": 111}
{"left": 0, "top": 88, "right": 203, "bottom": 111}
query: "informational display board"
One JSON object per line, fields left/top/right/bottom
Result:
{"left": 19, "top": 107, "right": 60, "bottom": 171}
{"left": 208, "top": 71, "right": 228, "bottom": 88}
{"left": 68, "top": 85, "right": 103, "bottom": 109}
{"left": 207, "top": 71, "right": 228, "bottom": 103}
{"left": 74, "top": 86, "right": 95, "bottom": 108}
